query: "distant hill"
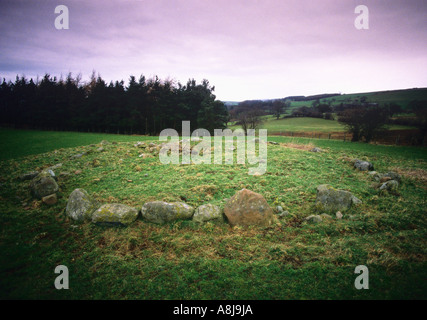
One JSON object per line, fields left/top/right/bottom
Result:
{"left": 223, "top": 88, "right": 427, "bottom": 112}
{"left": 223, "top": 88, "right": 427, "bottom": 110}
{"left": 323, "top": 88, "right": 427, "bottom": 109}
{"left": 223, "top": 101, "right": 239, "bottom": 109}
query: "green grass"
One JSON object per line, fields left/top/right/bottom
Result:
{"left": 260, "top": 116, "right": 346, "bottom": 133}
{"left": 0, "top": 128, "right": 158, "bottom": 161}
{"left": 229, "top": 115, "right": 415, "bottom": 135}
{"left": 0, "top": 129, "right": 426, "bottom": 299}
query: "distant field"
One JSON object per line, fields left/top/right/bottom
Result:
{"left": 228, "top": 116, "right": 416, "bottom": 135}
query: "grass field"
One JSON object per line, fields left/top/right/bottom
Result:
{"left": 228, "top": 116, "right": 415, "bottom": 135}
{"left": 0, "top": 129, "right": 426, "bottom": 299}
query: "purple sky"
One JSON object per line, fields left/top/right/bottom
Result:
{"left": 1, "top": 0, "right": 426, "bottom": 101}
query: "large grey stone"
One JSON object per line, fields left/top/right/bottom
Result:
{"left": 315, "top": 184, "right": 361, "bottom": 213}
{"left": 141, "top": 201, "right": 195, "bottom": 224}
{"left": 379, "top": 180, "right": 399, "bottom": 192}
{"left": 354, "top": 159, "right": 374, "bottom": 171}
{"left": 92, "top": 203, "right": 139, "bottom": 226}
{"left": 30, "top": 171, "right": 59, "bottom": 199}
{"left": 193, "top": 204, "right": 223, "bottom": 223}
{"left": 66, "top": 188, "right": 99, "bottom": 222}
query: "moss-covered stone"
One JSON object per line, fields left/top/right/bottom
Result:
{"left": 92, "top": 203, "right": 139, "bottom": 226}
{"left": 315, "top": 184, "right": 361, "bottom": 213}
{"left": 66, "top": 188, "right": 99, "bottom": 222}
{"left": 193, "top": 204, "right": 223, "bottom": 223}
{"left": 379, "top": 180, "right": 399, "bottom": 192}
{"left": 354, "top": 159, "right": 374, "bottom": 171}
{"left": 141, "top": 201, "right": 194, "bottom": 224}
{"left": 30, "top": 171, "right": 59, "bottom": 199}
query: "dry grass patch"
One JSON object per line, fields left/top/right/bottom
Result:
{"left": 391, "top": 167, "right": 427, "bottom": 185}
{"left": 279, "top": 142, "right": 315, "bottom": 151}
{"left": 190, "top": 184, "right": 218, "bottom": 196}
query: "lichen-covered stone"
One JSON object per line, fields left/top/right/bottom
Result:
{"left": 368, "top": 171, "right": 381, "bottom": 181}
{"left": 380, "top": 172, "right": 401, "bottom": 183}
{"left": 66, "top": 188, "right": 98, "bottom": 222}
{"left": 379, "top": 180, "right": 399, "bottom": 192}
{"left": 30, "top": 171, "right": 59, "bottom": 199}
{"left": 305, "top": 215, "right": 322, "bottom": 223}
{"left": 224, "top": 189, "right": 275, "bottom": 227}
{"left": 315, "top": 184, "right": 361, "bottom": 213}
{"left": 354, "top": 159, "right": 374, "bottom": 171}
{"left": 92, "top": 203, "right": 139, "bottom": 226}
{"left": 193, "top": 204, "right": 223, "bottom": 223}
{"left": 141, "top": 201, "right": 195, "bottom": 224}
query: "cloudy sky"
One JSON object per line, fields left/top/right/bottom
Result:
{"left": 0, "top": 0, "right": 426, "bottom": 101}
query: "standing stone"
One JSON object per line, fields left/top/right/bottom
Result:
{"left": 224, "top": 189, "right": 275, "bottom": 227}
{"left": 193, "top": 204, "right": 223, "bottom": 223}
{"left": 92, "top": 203, "right": 139, "bottom": 226}
{"left": 141, "top": 201, "right": 195, "bottom": 224}
{"left": 315, "top": 184, "right": 361, "bottom": 213}
{"left": 30, "top": 171, "right": 59, "bottom": 199}
{"left": 66, "top": 188, "right": 98, "bottom": 222}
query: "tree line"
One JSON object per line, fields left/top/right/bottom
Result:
{"left": 229, "top": 96, "right": 426, "bottom": 144}
{"left": 337, "top": 101, "right": 427, "bottom": 144}
{"left": 0, "top": 73, "right": 229, "bottom": 135}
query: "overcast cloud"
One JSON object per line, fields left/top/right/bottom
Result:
{"left": 0, "top": 0, "right": 426, "bottom": 100}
